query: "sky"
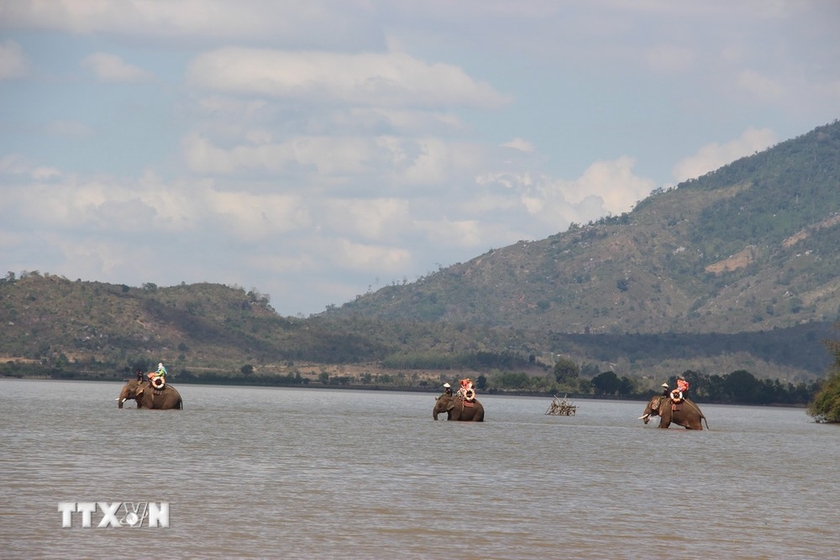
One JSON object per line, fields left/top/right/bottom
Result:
{"left": 1, "top": 1, "right": 839, "bottom": 317}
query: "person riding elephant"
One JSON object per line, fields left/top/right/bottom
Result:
{"left": 671, "top": 375, "right": 690, "bottom": 402}
{"left": 639, "top": 394, "right": 707, "bottom": 430}
{"left": 147, "top": 362, "right": 168, "bottom": 389}
{"left": 433, "top": 393, "right": 484, "bottom": 421}
{"left": 118, "top": 377, "right": 183, "bottom": 410}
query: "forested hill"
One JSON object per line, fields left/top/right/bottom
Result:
{"left": 326, "top": 120, "right": 840, "bottom": 337}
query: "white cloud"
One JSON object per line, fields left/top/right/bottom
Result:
{"left": 31, "top": 167, "right": 62, "bottom": 181}
{"left": 0, "top": 154, "right": 61, "bottom": 179}
{"left": 333, "top": 238, "right": 413, "bottom": 273}
{"left": 242, "top": 252, "right": 317, "bottom": 275}
{"left": 197, "top": 96, "right": 270, "bottom": 117}
{"left": 415, "top": 218, "right": 483, "bottom": 249}
{"left": 399, "top": 137, "right": 453, "bottom": 184}
{"left": 205, "top": 190, "right": 312, "bottom": 240}
{"left": 182, "top": 133, "right": 382, "bottom": 177}
{"left": 0, "top": 0, "right": 382, "bottom": 49}
{"left": 0, "top": 39, "right": 28, "bottom": 79}
{"left": 335, "top": 108, "right": 468, "bottom": 135}
{"left": 574, "top": 157, "right": 655, "bottom": 214}
{"left": 476, "top": 156, "right": 655, "bottom": 232}
{"left": 45, "top": 120, "right": 94, "bottom": 138}
{"left": 0, "top": 154, "right": 33, "bottom": 175}
{"left": 243, "top": 129, "right": 274, "bottom": 145}
{"left": 645, "top": 44, "right": 694, "bottom": 73}
{"left": 501, "top": 138, "right": 535, "bottom": 152}
{"left": 737, "top": 69, "right": 785, "bottom": 102}
{"left": 672, "top": 127, "right": 777, "bottom": 183}
{"left": 181, "top": 133, "right": 485, "bottom": 188}
{"left": 323, "top": 198, "right": 411, "bottom": 240}
{"left": 187, "top": 48, "right": 511, "bottom": 109}
{"left": 0, "top": 0, "right": 270, "bottom": 36}
{"left": 81, "top": 52, "right": 154, "bottom": 83}
{"left": 0, "top": 169, "right": 311, "bottom": 242}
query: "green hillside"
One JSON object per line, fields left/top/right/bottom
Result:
{"left": 328, "top": 120, "right": 840, "bottom": 336}
{"left": 0, "top": 275, "right": 390, "bottom": 370}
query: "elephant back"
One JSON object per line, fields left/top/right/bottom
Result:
{"left": 460, "top": 395, "right": 480, "bottom": 409}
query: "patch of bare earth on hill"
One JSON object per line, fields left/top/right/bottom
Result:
{"left": 704, "top": 245, "right": 757, "bottom": 274}
{"left": 799, "top": 277, "right": 840, "bottom": 306}
{"left": 782, "top": 213, "right": 840, "bottom": 248}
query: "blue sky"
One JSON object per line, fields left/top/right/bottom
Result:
{"left": 1, "top": 1, "right": 839, "bottom": 316}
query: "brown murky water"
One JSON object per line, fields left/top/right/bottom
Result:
{"left": 1, "top": 379, "right": 836, "bottom": 559}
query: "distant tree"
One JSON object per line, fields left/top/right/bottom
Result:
{"left": 724, "top": 370, "right": 762, "bottom": 403}
{"left": 705, "top": 373, "right": 726, "bottom": 402}
{"left": 241, "top": 364, "right": 254, "bottom": 375}
{"left": 580, "top": 363, "right": 600, "bottom": 377}
{"left": 807, "top": 373, "right": 840, "bottom": 423}
{"left": 553, "top": 357, "right": 580, "bottom": 383}
{"left": 579, "top": 378, "right": 593, "bottom": 394}
{"left": 494, "top": 371, "right": 530, "bottom": 389}
{"left": 617, "top": 375, "right": 635, "bottom": 396}
{"left": 591, "top": 371, "right": 620, "bottom": 396}
{"left": 808, "top": 327, "right": 840, "bottom": 423}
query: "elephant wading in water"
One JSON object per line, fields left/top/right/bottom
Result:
{"left": 118, "top": 378, "right": 183, "bottom": 410}
{"left": 639, "top": 395, "right": 708, "bottom": 430}
{"left": 433, "top": 394, "right": 484, "bottom": 421}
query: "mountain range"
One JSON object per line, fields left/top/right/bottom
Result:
{"left": 3, "top": 120, "right": 840, "bottom": 384}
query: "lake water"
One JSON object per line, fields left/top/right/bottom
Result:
{"left": 1, "top": 378, "right": 837, "bottom": 559}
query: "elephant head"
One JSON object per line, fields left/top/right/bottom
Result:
{"left": 118, "top": 379, "right": 144, "bottom": 408}
{"left": 639, "top": 395, "right": 664, "bottom": 424}
{"left": 433, "top": 394, "right": 451, "bottom": 420}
